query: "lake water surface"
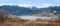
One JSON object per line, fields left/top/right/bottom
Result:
{"left": 18, "top": 15, "right": 58, "bottom": 20}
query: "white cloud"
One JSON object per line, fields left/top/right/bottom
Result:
{"left": 34, "top": 3, "right": 54, "bottom": 8}
{"left": 0, "top": 4, "right": 33, "bottom": 7}
{"left": 34, "top": 3, "right": 60, "bottom": 8}
{"left": 17, "top": 3, "right": 54, "bottom": 8}
{"left": 0, "top": 3, "right": 59, "bottom": 8}
{"left": 0, "top": 3, "right": 16, "bottom": 6}
{"left": 17, "top": 4, "right": 32, "bottom": 7}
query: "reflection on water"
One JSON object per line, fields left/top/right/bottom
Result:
{"left": 19, "top": 15, "right": 58, "bottom": 20}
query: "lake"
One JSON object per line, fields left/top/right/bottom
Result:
{"left": 18, "top": 15, "right": 58, "bottom": 20}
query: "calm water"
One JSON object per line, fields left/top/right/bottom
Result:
{"left": 18, "top": 15, "right": 58, "bottom": 20}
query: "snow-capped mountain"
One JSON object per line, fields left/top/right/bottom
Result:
{"left": 0, "top": 5, "right": 60, "bottom": 15}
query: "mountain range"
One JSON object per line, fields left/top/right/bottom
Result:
{"left": 0, "top": 5, "right": 60, "bottom": 15}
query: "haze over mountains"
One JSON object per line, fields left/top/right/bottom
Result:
{"left": 0, "top": 5, "right": 60, "bottom": 16}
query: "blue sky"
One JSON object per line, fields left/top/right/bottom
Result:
{"left": 0, "top": 0, "right": 60, "bottom": 8}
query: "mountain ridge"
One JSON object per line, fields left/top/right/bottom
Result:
{"left": 0, "top": 5, "right": 60, "bottom": 15}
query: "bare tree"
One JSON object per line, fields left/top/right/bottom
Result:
{"left": 0, "top": 10, "right": 9, "bottom": 22}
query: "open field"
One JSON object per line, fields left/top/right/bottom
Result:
{"left": 0, "top": 19, "right": 60, "bottom": 26}
{"left": 0, "top": 10, "right": 60, "bottom": 26}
